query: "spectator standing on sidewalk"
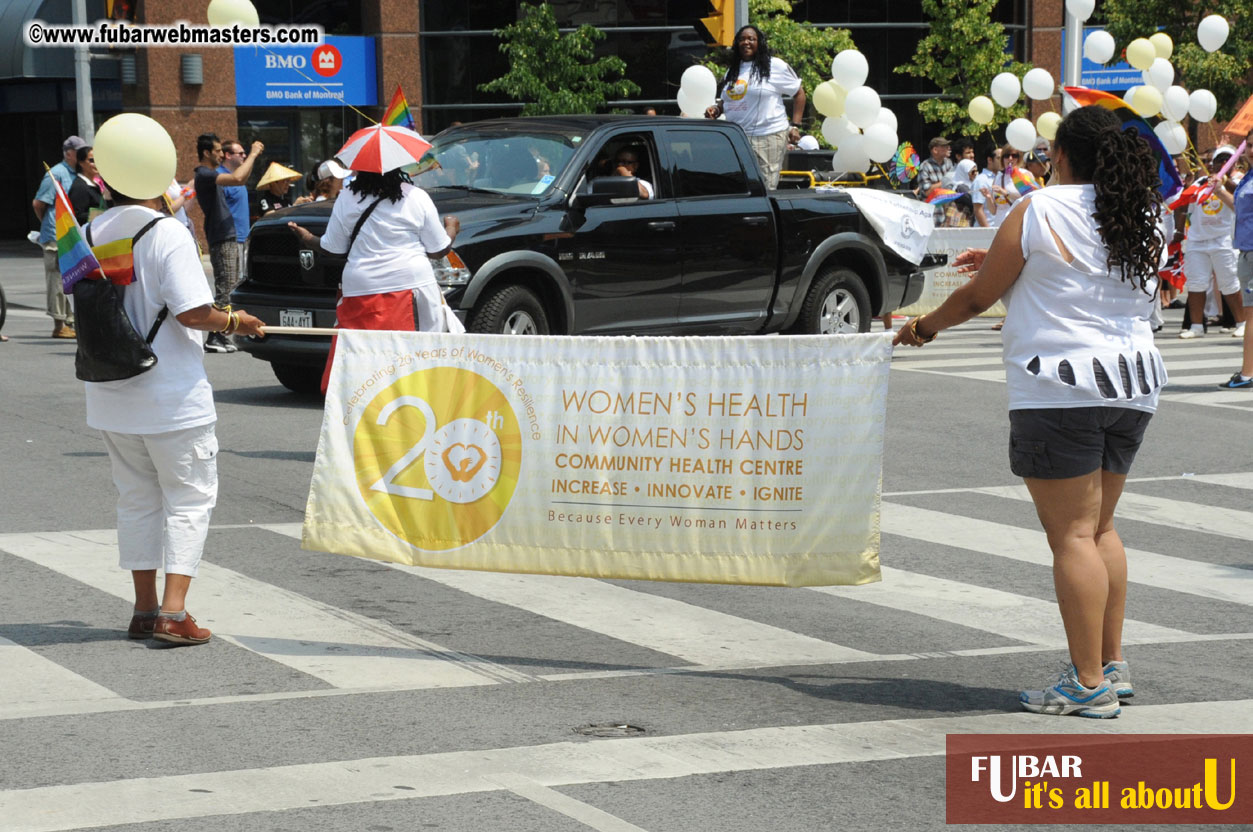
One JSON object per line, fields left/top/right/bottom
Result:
{"left": 31, "top": 135, "right": 86, "bottom": 338}
{"left": 1221, "top": 131, "right": 1253, "bottom": 388}
{"left": 217, "top": 139, "right": 252, "bottom": 248}
{"left": 194, "top": 132, "right": 264, "bottom": 353}
{"left": 1179, "top": 146, "right": 1244, "bottom": 340}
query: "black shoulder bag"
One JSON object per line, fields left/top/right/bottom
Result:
{"left": 75, "top": 217, "right": 171, "bottom": 382}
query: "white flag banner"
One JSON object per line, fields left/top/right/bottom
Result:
{"left": 303, "top": 330, "right": 892, "bottom": 587}
{"left": 840, "top": 187, "right": 936, "bottom": 265}
{"left": 897, "top": 226, "right": 1004, "bottom": 316}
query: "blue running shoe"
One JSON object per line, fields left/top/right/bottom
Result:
{"left": 1219, "top": 373, "right": 1252, "bottom": 389}
{"left": 1020, "top": 665, "right": 1120, "bottom": 718}
{"left": 1103, "top": 660, "right": 1133, "bottom": 698}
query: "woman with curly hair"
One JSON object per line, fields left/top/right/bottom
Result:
{"left": 288, "top": 168, "right": 460, "bottom": 392}
{"left": 895, "top": 106, "right": 1167, "bottom": 719}
{"left": 703, "top": 25, "right": 806, "bottom": 189}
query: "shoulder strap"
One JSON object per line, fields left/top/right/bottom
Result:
{"left": 129, "top": 216, "right": 173, "bottom": 343}
{"left": 349, "top": 197, "right": 386, "bottom": 251}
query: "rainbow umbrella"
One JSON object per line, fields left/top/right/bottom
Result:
{"left": 924, "top": 185, "right": 962, "bottom": 204}
{"left": 893, "top": 142, "right": 920, "bottom": 183}
{"left": 337, "top": 124, "right": 432, "bottom": 174}
{"left": 1063, "top": 86, "right": 1183, "bottom": 200}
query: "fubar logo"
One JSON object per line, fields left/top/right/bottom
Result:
{"left": 353, "top": 367, "right": 522, "bottom": 550}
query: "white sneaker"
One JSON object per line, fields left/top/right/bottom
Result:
{"left": 1178, "top": 328, "right": 1203, "bottom": 339}
{"left": 1234, "top": 322, "right": 1246, "bottom": 338}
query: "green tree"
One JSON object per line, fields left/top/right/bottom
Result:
{"left": 895, "top": 0, "right": 1031, "bottom": 137}
{"left": 1099, "top": 0, "right": 1253, "bottom": 122}
{"left": 478, "top": 2, "right": 639, "bottom": 116}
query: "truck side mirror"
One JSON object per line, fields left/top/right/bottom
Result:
{"left": 574, "top": 176, "right": 642, "bottom": 208}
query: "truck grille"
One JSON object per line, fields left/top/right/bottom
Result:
{"left": 245, "top": 226, "right": 343, "bottom": 289}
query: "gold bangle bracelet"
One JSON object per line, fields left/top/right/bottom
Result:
{"left": 910, "top": 316, "right": 937, "bottom": 344}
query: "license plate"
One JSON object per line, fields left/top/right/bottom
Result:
{"left": 279, "top": 309, "right": 313, "bottom": 327}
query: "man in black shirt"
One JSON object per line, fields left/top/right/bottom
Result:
{"left": 194, "top": 132, "right": 263, "bottom": 352}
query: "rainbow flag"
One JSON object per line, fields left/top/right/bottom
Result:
{"left": 1007, "top": 166, "right": 1040, "bottom": 195}
{"left": 924, "top": 185, "right": 962, "bottom": 204}
{"left": 382, "top": 85, "right": 415, "bottom": 131}
{"left": 1063, "top": 86, "right": 1183, "bottom": 200}
{"left": 51, "top": 174, "right": 101, "bottom": 293}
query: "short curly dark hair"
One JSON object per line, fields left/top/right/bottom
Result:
{"left": 1054, "top": 106, "right": 1164, "bottom": 293}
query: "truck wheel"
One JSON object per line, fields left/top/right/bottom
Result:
{"left": 795, "top": 268, "right": 872, "bottom": 335}
{"left": 271, "top": 362, "right": 324, "bottom": 395}
{"left": 469, "top": 284, "right": 550, "bottom": 335}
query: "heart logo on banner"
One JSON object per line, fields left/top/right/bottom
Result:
{"left": 443, "top": 443, "right": 487, "bottom": 482}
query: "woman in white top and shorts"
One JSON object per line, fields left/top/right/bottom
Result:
{"left": 895, "top": 106, "right": 1167, "bottom": 719}
{"left": 289, "top": 169, "right": 460, "bottom": 392}
{"left": 703, "top": 26, "right": 806, "bottom": 189}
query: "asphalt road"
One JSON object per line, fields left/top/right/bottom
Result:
{"left": 1, "top": 246, "right": 1250, "bottom": 832}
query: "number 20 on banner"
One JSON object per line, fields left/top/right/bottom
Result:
{"left": 352, "top": 367, "right": 523, "bottom": 551}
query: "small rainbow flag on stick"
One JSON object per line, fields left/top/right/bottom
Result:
{"left": 1007, "top": 166, "right": 1041, "bottom": 196}
{"left": 382, "top": 85, "right": 416, "bottom": 131}
{"left": 924, "top": 185, "right": 961, "bottom": 205}
{"left": 49, "top": 171, "right": 102, "bottom": 293}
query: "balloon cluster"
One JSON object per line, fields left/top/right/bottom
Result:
{"left": 677, "top": 65, "right": 718, "bottom": 118}
{"left": 967, "top": 66, "right": 1058, "bottom": 152}
{"left": 1076, "top": 9, "right": 1231, "bottom": 157}
{"left": 813, "top": 50, "right": 899, "bottom": 171}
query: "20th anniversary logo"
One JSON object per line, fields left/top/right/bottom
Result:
{"left": 353, "top": 366, "right": 523, "bottom": 551}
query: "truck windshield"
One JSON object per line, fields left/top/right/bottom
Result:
{"left": 412, "top": 131, "right": 583, "bottom": 196}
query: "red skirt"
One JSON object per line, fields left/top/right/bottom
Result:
{"left": 321, "top": 289, "right": 420, "bottom": 393}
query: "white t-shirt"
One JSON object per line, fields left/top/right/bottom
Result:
{"left": 972, "top": 169, "right": 996, "bottom": 212}
{"left": 1185, "top": 175, "right": 1234, "bottom": 248}
{"left": 320, "top": 183, "right": 452, "bottom": 298}
{"left": 83, "top": 205, "right": 216, "bottom": 434}
{"left": 720, "top": 57, "right": 801, "bottom": 137}
{"left": 1001, "top": 186, "right": 1164, "bottom": 413}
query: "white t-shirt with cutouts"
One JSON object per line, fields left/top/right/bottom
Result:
{"left": 1000, "top": 185, "right": 1165, "bottom": 413}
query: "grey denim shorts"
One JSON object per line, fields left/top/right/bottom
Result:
{"left": 1008, "top": 407, "right": 1152, "bottom": 479}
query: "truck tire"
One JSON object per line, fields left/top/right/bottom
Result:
{"left": 271, "top": 362, "right": 324, "bottom": 395}
{"left": 793, "top": 268, "right": 872, "bottom": 335}
{"left": 469, "top": 284, "right": 550, "bottom": 335}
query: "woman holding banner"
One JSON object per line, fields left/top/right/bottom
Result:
{"left": 895, "top": 106, "right": 1166, "bottom": 719}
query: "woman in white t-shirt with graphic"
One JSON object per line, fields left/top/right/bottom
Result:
{"left": 895, "top": 106, "right": 1168, "bottom": 720}
{"left": 288, "top": 169, "right": 460, "bottom": 392}
{"left": 703, "top": 25, "right": 806, "bottom": 189}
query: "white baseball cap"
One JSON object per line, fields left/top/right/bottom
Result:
{"left": 317, "top": 158, "right": 350, "bottom": 180}
{"left": 797, "top": 135, "right": 819, "bottom": 151}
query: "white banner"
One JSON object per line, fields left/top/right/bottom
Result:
{"left": 302, "top": 331, "right": 892, "bottom": 587}
{"left": 840, "top": 187, "right": 936, "bottom": 266}
{"left": 897, "top": 226, "right": 1004, "bottom": 316}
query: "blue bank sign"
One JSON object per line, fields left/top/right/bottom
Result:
{"left": 1061, "top": 27, "right": 1142, "bottom": 92}
{"left": 234, "top": 35, "right": 377, "bottom": 107}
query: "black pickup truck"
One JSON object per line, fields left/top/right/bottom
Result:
{"left": 232, "top": 115, "right": 936, "bottom": 392}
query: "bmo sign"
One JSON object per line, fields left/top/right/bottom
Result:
{"left": 235, "top": 36, "right": 376, "bottom": 106}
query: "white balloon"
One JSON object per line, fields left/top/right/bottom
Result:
{"left": 844, "top": 86, "right": 881, "bottom": 129}
{"left": 990, "top": 72, "right": 1021, "bottom": 108}
{"left": 832, "top": 133, "right": 868, "bottom": 173}
{"left": 1005, "top": 118, "right": 1037, "bottom": 153}
{"left": 1161, "top": 85, "right": 1190, "bottom": 122}
{"left": 1083, "top": 30, "right": 1116, "bottom": 64}
{"left": 876, "top": 107, "right": 898, "bottom": 132}
{"left": 821, "top": 115, "right": 856, "bottom": 147}
{"left": 1145, "top": 58, "right": 1174, "bottom": 93}
{"left": 1188, "top": 89, "right": 1218, "bottom": 123}
{"left": 863, "top": 123, "right": 899, "bottom": 164}
{"left": 679, "top": 65, "right": 717, "bottom": 104}
{"left": 1153, "top": 121, "right": 1187, "bottom": 156}
{"left": 676, "top": 88, "right": 704, "bottom": 118}
{"left": 831, "top": 50, "right": 869, "bottom": 91}
{"left": 1198, "top": 15, "right": 1229, "bottom": 53}
{"left": 1022, "top": 68, "right": 1055, "bottom": 101}
{"left": 1066, "top": 0, "right": 1095, "bottom": 22}
{"left": 207, "top": 0, "right": 259, "bottom": 26}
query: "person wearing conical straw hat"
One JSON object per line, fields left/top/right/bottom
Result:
{"left": 255, "top": 161, "right": 302, "bottom": 216}
{"left": 287, "top": 123, "right": 460, "bottom": 393}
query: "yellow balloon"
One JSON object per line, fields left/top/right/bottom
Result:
{"left": 93, "top": 114, "right": 177, "bottom": 200}
{"left": 813, "top": 81, "right": 847, "bottom": 118}
{"left": 1126, "top": 38, "right": 1156, "bottom": 71}
{"left": 1149, "top": 32, "right": 1173, "bottom": 60}
{"left": 968, "top": 96, "right": 995, "bottom": 126}
{"left": 1131, "top": 84, "right": 1163, "bottom": 117}
{"left": 1036, "top": 111, "right": 1062, "bottom": 141}
{"left": 207, "top": 0, "right": 260, "bottom": 27}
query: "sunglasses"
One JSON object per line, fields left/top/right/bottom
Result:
{"left": 1005, "top": 153, "right": 1021, "bottom": 159}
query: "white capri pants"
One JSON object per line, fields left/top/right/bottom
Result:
{"left": 1183, "top": 245, "right": 1239, "bottom": 294}
{"left": 101, "top": 423, "right": 218, "bottom": 577}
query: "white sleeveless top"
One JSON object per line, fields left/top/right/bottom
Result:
{"left": 1001, "top": 185, "right": 1165, "bottom": 413}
